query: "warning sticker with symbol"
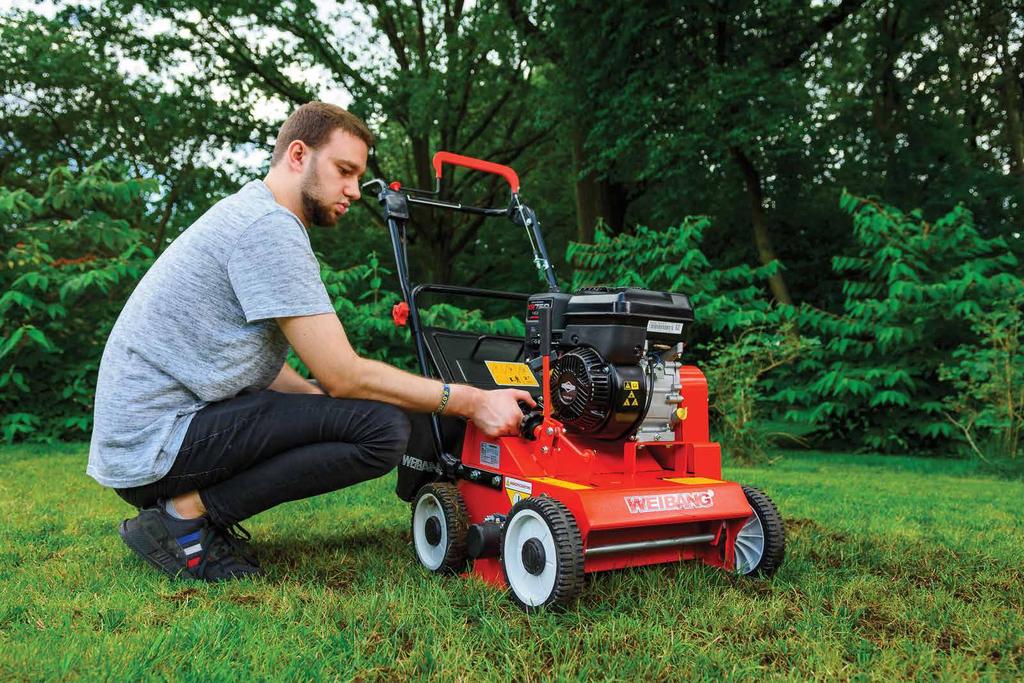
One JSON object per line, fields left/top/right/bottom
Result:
{"left": 485, "top": 361, "right": 540, "bottom": 387}
{"left": 624, "top": 380, "right": 640, "bottom": 390}
{"left": 622, "top": 388, "right": 640, "bottom": 407}
{"left": 504, "top": 476, "right": 533, "bottom": 504}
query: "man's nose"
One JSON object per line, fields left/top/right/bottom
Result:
{"left": 346, "top": 180, "right": 361, "bottom": 202}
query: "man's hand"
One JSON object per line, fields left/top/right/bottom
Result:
{"left": 455, "top": 387, "right": 536, "bottom": 438}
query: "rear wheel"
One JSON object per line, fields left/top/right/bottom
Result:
{"left": 411, "top": 483, "right": 469, "bottom": 574}
{"left": 734, "top": 485, "right": 785, "bottom": 577}
{"left": 500, "top": 495, "right": 585, "bottom": 612}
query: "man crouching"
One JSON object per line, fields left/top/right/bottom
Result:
{"left": 88, "top": 102, "right": 532, "bottom": 581}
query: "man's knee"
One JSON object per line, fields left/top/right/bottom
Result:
{"left": 364, "top": 404, "right": 411, "bottom": 472}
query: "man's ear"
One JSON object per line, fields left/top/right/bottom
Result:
{"left": 286, "top": 140, "right": 308, "bottom": 173}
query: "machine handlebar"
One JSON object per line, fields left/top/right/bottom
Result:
{"left": 432, "top": 151, "right": 520, "bottom": 193}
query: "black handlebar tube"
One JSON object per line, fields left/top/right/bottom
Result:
{"left": 410, "top": 283, "right": 531, "bottom": 311}
{"left": 377, "top": 188, "right": 452, "bottom": 469}
{"left": 510, "top": 198, "right": 559, "bottom": 292}
{"left": 407, "top": 194, "right": 509, "bottom": 217}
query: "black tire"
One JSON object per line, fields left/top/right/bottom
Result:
{"left": 500, "top": 495, "right": 585, "bottom": 612}
{"left": 736, "top": 485, "right": 786, "bottom": 577}
{"left": 411, "top": 482, "right": 469, "bottom": 574}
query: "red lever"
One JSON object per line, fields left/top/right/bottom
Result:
{"left": 432, "top": 151, "right": 520, "bottom": 193}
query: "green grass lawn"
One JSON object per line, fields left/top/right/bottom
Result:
{"left": 1, "top": 444, "right": 1021, "bottom": 681}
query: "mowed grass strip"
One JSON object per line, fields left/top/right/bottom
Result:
{"left": 0, "top": 444, "right": 1021, "bottom": 681}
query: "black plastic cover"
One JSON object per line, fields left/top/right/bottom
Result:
{"left": 562, "top": 287, "right": 693, "bottom": 360}
{"left": 566, "top": 287, "right": 694, "bottom": 326}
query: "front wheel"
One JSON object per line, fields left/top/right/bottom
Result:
{"left": 411, "top": 483, "right": 469, "bottom": 574}
{"left": 501, "top": 495, "right": 585, "bottom": 612}
{"left": 734, "top": 485, "right": 786, "bottom": 577}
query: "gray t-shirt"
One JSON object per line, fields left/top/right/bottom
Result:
{"left": 87, "top": 180, "right": 335, "bottom": 488}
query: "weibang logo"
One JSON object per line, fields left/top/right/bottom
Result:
{"left": 624, "top": 489, "right": 716, "bottom": 514}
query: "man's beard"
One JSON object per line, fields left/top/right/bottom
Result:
{"left": 300, "top": 168, "right": 338, "bottom": 227}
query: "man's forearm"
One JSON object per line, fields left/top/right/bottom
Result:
{"left": 325, "top": 357, "right": 482, "bottom": 417}
{"left": 277, "top": 313, "right": 532, "bottom": 436}
{"left": 268, "top": 362, "right": 324, "bottom": 394}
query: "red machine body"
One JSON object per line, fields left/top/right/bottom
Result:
{"left": 456, "top": 365, "right": 751, "bottom": 586}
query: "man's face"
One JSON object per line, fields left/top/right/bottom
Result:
{"left": 299, "top": 129, "right": 369, "bottom": 227}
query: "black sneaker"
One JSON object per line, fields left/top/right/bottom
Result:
{"left": 119, "top": 507, "right": 262, "bottom": 582}
{"left": 216, "top": 522, "right": 261, "bottom": 568}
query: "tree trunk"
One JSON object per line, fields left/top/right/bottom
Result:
{"left": 873, "top": 5, "right": 902, "bottom": 191}
{"left": 572, "top": 127, "right": 630, "bottom": 241}
{"left": 571, "top": 126, "right": 600, "bottom": 243}
{"left": 1000, "top": 74, "right": 1024, "bottom": 182}
{"left": 409, "top": 134, "right": 454, "bottom": 283}
{"left": 729, "top": 145, "right": 794, "bottom": 305}
{"left": 597, "top": 180, "right": 628, "bottom": 234}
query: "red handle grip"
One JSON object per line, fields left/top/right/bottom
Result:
{"left": 432, "top": 151, "right": 520, "bottom": 193}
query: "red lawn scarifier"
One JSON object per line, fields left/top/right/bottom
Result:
{"left": 364, "top": 152, "right": 786, "bottom": 612}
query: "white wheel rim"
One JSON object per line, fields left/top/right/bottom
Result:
{"left": 503, "top": 509, "right": 558, "bottom": 607}
{"left": 735, "top": 512, "right": 766, "bottom": 575}
{"left": 413, "top": 493, "right": 448, "bottom": 571}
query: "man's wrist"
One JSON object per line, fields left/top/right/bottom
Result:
{"left": 433, "top": 383, "right": 452, "bottom": 415}
{"left": 444, "top": 384, "right": 481, "bottom": 418}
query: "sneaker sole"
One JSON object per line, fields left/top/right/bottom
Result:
{"left": 119, "top": 519, "right": 190, "bottom": 580}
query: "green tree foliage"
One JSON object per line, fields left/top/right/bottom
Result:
{"left": 787, "top": 192, "right": 1023, "bottom": 458}
{"left": 76, "top": 0, "right": 561, "bottom": 289}
{"left": 940, "top": 304, "right": 1024, "bottom": 467}
{"left": 508, "top": 0, "right": 1023, "bottom": 307}
{"left": 0, "top": 164, "right": 156, "bottom": 441}
{"left": 0, "top": 8, "right": 259, "bottom": 244}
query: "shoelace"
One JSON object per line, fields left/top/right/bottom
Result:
{"left": 217, "top": 522, "right": 260, "bottom": 566}
{"left": 192, "top": 522, "right": 259, "bottom": 580}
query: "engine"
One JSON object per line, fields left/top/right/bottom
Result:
{"left": 525, "top": 287, "right": 694, "bottom": 441}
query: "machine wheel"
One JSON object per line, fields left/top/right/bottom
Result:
{"left": 735, "top": 485, "right": 786, "bottom": 577}
{"left": 411, "top": 483, "right": 469, "bottom": 574}
{"left": 500, "top": 495, "right": 585, "bottom": 612}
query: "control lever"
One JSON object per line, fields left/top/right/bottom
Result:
{"left": 518, "top": 400, "right": 545, "bottom": 440}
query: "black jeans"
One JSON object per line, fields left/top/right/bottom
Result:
{"left": 115, "top": 391, "right": 411, "bottom": 527}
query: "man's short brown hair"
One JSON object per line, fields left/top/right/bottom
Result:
{"left": 271, "top": 102, "right": 374, "bottom": 165}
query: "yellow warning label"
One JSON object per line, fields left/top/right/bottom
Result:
{"left": 664, "top": 477, "right": 724, "bottom": 485}
{"left": 530, "top": 477, "right": 593, "bottom": 490}
{"left": 622, "top": 389, "right": 639, "bottom": 407}
{"left": 625, "top": 380, "right": 640, "bottom": 390}
{"left": 485, "top": 361, "right": 540, "bottom": 387}
{"left": 504, "top": 476, "right": 533, "bottom": 504}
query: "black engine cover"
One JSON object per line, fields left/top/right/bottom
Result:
{"left": 550, "top": 347, "right": 647, "bottom": 439}
{"left": 561, "top": 287, "right": 693, "bottom": 363}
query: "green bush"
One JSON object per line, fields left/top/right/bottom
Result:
{"left": 786, "top": 192, "right": 1023, "bottom": 459}
{"left": 0, "top": 164, "right": 156, "bottom": 442}
{"left": 938, "top": 291, "right": 1023, "bottom": 468}
{"left": 701, "top": 327, "right": 810, "bottom": 464}
{"left": 6, "top": 163, "right": 1019, "bottom": 468}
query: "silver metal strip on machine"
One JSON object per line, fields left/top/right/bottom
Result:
{"left": 584, "top": 533, "right": 716, "bottom": 557}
